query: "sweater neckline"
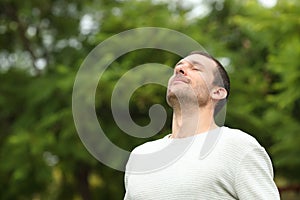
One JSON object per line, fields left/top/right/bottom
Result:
{"left": 164, "top": 126, "right": 223, "bottom": 140}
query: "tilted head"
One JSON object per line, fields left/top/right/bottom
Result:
{"left": 167, "top": 51, "right": 230, "bottom": 115}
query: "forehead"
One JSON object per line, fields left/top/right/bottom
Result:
{"left": 182, "top": 54, "right": 217, "bottom": 72}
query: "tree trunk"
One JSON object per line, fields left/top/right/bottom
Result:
{"left": 76, "top": 163, "right": 91, "bottom": 200}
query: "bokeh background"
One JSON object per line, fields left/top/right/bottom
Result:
{"left": 1, "top": 0, "right": 300, "bottom": 199}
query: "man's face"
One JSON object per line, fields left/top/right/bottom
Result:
{"left": 166, "top": 54, "right": 217, "bottom": 107}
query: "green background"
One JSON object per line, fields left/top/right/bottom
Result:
{"left": 1, "top": 0, "right": 300, "bottom": 199}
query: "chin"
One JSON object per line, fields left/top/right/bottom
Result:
{"left": 166, "top": 92, "right": 176, "bottom": 107}
{"left": 167, "top": 90, "right": 198, "bottom": 108}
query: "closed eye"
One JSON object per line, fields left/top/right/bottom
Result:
{"left": 192, "top": 67, "right": 201, "bottom": 71}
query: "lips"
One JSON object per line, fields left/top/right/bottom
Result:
{"left": 171, "top": 76, "right": 190, "bottom": 84}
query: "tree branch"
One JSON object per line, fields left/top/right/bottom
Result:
{"left": 5, "top": 3, "right": 42, "bottom": 75}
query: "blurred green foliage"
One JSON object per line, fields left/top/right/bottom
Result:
{"left": 1, "top": 0, "right": 300, "bottom": 199}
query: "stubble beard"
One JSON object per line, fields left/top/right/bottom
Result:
{"left": 166, "top": 85, "right": 210, "bottom": 109}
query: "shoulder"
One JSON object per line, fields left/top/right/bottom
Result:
{"left": 221, "top": 126, "right": 262, "bottom": 148}
{"left": 131, "top": 135, "right": 170, "bottom": 155}
{"left": 126, "top": 135, "right": 174, "bottom": 174}
{"left": 218, "top": 126, "right": 264, "bottom": 156}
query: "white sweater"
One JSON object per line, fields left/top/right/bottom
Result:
{"left": 124, "top": 126, "right": 280, "bottom": 200}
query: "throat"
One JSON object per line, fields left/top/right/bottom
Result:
{"left": 171, "top": 106, "right": 216, "bottom": 138}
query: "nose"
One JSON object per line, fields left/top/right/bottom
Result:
{"left": 175, "top": 61, "right": 189, "bottom": 75}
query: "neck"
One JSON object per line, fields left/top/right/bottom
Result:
{"left": 170, "top": 103, "right": 218, "bottom": 138}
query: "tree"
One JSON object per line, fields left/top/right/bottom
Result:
{"left": 1, "top": 0, "right": 300, "bottom": 199}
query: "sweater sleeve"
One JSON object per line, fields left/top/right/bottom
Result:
{"left": 234, "top": 147, "right": 280, "bottom": 200}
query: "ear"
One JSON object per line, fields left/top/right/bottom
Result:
{"left": 211, "top": 87, "right": 227, "bottom": 100}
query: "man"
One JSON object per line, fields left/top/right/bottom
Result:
{"left": 124, "top": 51, "right": 280, "bottom": 199}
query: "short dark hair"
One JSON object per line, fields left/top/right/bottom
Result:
{"left": 189, "top": 51, "right": 230, "bottom": 115}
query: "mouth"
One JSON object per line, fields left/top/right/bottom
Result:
{"left": 171, "top": 76, "right": 189, "bottom": 84}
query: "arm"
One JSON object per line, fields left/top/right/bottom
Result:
{"left": 234, "top": 147, "right": 280, "bottom": 200}
{"left": 123, "top": 171, "right": 129, "bottom": 200}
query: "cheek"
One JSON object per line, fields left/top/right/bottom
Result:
{"left": 198, "top": 73, "right": 214, "bottom": 89}
{"left": 192, "top": 75, "right": 208, "bottom": 88}
{"left": 192, "top": 78, "right": 211, "bottom": 95}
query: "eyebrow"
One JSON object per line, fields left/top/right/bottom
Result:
{"left": 190, "top": 60, "right": 204, "bottom": 68}
{"left": 176, "top": 59, "right": 204, "bottom": 67}
{"left": 175, "top": 60, "right": 184, "bottom": 66}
